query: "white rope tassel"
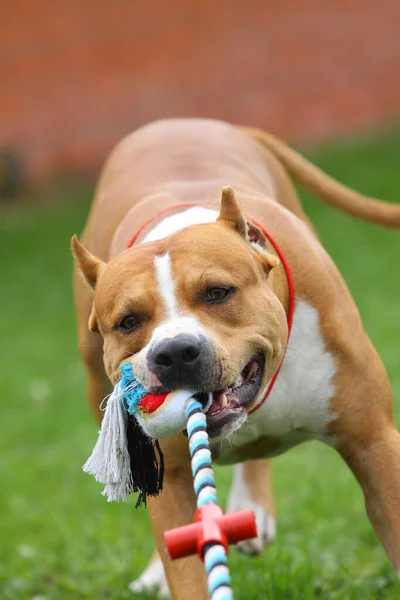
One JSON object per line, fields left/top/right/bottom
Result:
{"left": 82, "top": 383, "right": 133, "bottom": 502}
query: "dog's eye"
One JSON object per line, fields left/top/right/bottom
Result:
{"left": 116, "top": 314, "right": 140, "bottom": 333}
{"left": 206, "top": 287, "right": 233, "bottom": 304}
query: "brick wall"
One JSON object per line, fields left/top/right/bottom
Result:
{"left": 1, "top": 0, "right": 399, "bottom": 177}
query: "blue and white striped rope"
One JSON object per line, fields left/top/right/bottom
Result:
{"left": 185, "top": 399, "right": 233, "bottom": 600}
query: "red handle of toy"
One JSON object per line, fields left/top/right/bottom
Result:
{"left": 164, "top": 521, "right": 202, "bottom": 559}
{"left": 221, "top": 509, "right": 258, "bottom": 545}
{"left": 164, "top": 506, "right": 257, "bottom": 560}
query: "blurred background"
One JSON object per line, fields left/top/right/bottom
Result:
{"left": 1, "top": 0, "right": 400, "bottom": 184}
{"left": 1, "top": 2, "right": 400, "bottom": 599}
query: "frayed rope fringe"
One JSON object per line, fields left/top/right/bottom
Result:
{"left": 83, "top": 382, "right": 134, "bottom": 502}
{"left": 82, "top": 366, "right": 164, "bottom": 505}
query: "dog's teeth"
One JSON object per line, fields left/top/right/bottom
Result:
{"left": 232, "top": 377, "right": 243, "bottom": 390}
{"left": 221, "top": 394, "right": 228, "bottom": 407}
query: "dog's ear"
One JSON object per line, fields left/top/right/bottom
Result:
{"left": 217, "top": 186, "right": 248, "bottom": 238}
{"left": 249, "top": 234, "right": 280, "bottom": 276}
{"left": 71, "top": 235, "right": 105, "bottom": 290}
{"left": 247, "top": 222, "right": 280, "bottom": 274}
{"left": 217, "top": 187, "right": 279, "bottom": 273}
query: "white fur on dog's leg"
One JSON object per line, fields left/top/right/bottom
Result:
{"left": 227, "top": 463, "right": 276, "bottom": 556}
{"left": 129, "top": 555, "right": 170, "bottom": 598}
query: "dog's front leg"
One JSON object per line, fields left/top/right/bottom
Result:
{"left": 227, "top": 460, "right": 276, "bottom": 556}
{"left": 147, "top": 436, "right": 208, "bottom": 600}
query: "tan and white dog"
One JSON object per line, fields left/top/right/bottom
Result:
{"left": 72, "top": 119, "right": 400, "bottom": 599}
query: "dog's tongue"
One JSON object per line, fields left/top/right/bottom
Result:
{"left": 139, "top": 392, "right": 170, "bottom": 414}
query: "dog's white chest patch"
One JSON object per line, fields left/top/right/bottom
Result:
{"left": 215, "top": 299, "right": 337, "bottom": 462}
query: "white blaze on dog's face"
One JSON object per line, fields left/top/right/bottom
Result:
{"left": 72, "top": 187, "right": 288, "bottom": 439}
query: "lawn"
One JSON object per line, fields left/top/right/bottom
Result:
{"left": 1, "top": 126, "right": 400, "bottom": 600}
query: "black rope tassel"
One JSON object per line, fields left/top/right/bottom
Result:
{"left": 126, "top": 415, "right": 164, "bottom": 508}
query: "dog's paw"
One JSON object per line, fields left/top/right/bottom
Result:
{"left": 227, "top": 465, "right": 276, "bottom": 557}
{"left": 129, "top": 556, "right": 170, "bottom": 598}
{"left": 235, "top": 501, "right": 276, "bottom": 556}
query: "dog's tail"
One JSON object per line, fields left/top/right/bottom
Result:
{"left": 244, "top": 126, "right": 400, "bottom": 228}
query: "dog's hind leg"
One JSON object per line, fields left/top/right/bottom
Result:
{"left": 227, "top": 459, "right": 276, "bottom": 556}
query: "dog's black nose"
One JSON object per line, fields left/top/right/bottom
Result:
{"left": 150, "top": 334, "right": 203, "bottom": 387}
{"left": 154, "top": 335, "right": 201, "bottom": 368}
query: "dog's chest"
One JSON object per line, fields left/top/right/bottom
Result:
{"left": 213, "top": 299, "right": 337, "bottom": 464}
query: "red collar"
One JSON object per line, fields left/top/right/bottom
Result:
{"left": 127, "top": 204, "right": 295, "bottom": 415}
{"left": 247, "top": 217, "right": 295, "bottom": 414}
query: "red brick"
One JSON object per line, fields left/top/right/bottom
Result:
{"left": 0, "top": 0, "right": 399, "bottom": 177}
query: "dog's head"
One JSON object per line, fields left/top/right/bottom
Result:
{"left": 72, "top": 187, "right": 288, "bottom": 440}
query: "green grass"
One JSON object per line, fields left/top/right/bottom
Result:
{"left": 1, "top": 125, "right": 400, "bottom": 600}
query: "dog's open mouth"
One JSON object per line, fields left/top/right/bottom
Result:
{"left": 199, "top": 353, "right": 265, "bottom": 439}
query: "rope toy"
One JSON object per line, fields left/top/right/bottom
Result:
{"left": 164, "top": 399, "right": 257, "bottom": 599}
{"left": 83, "top": 362, "right": 257, "bottom": 598}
